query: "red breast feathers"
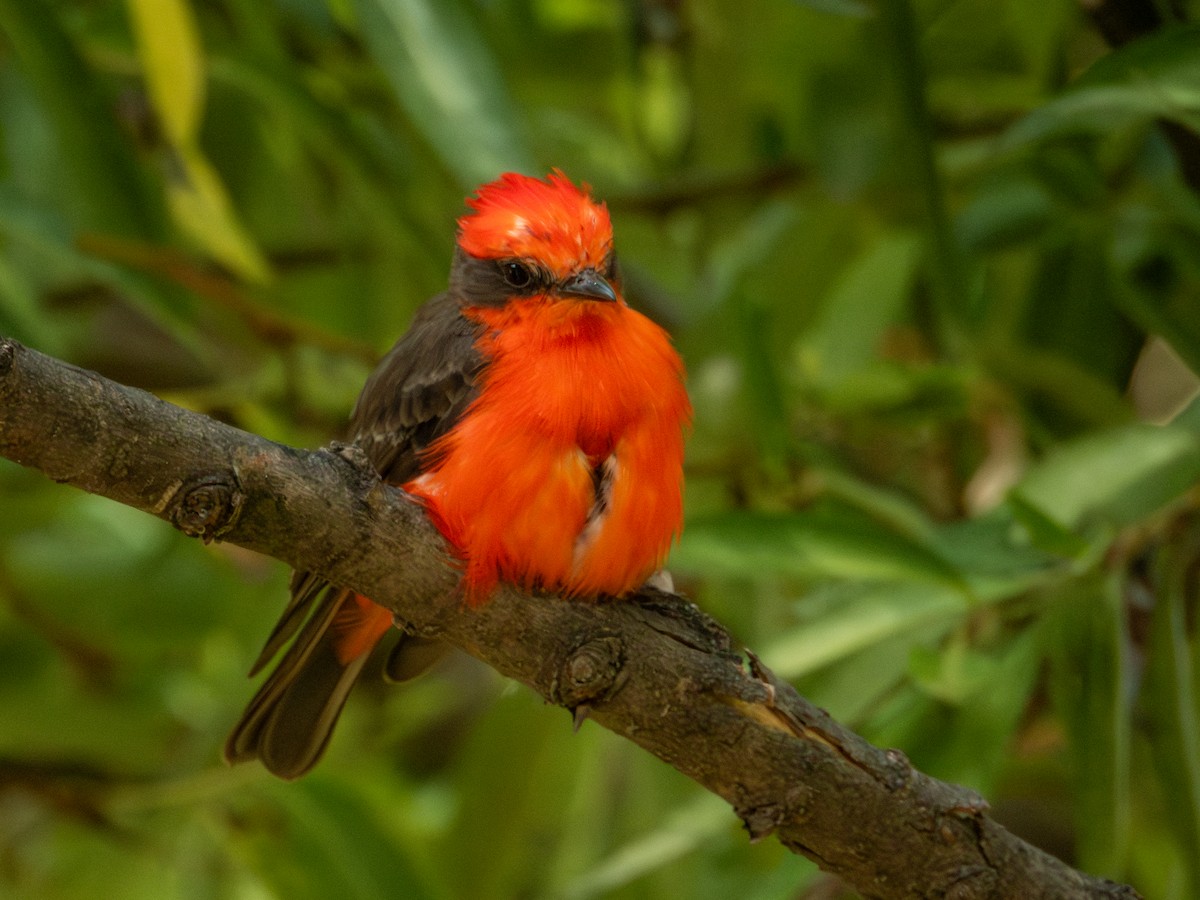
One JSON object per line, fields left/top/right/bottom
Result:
{"left": 407, "top": 172, "right": 691, "bottom": 604}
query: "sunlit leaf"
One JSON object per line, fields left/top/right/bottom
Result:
{"left": 793, "top": 619, "right": 934, "bottom": 723}
{"left": 1016, "top": 423, "right": 1200, "bottom": 529}
{"left": 166, "top": 144, "right": 271, "bottom": 283}
{"left": 1005, "top": 490, "right": 1094, "bottom": 559}
{"left": 126, "top": 0, "right": 206, "bottom": 147}
{"left": 636, "top": 45, "right": 691, "bottom": 162}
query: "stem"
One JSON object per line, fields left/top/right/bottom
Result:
{"left": 878, "top": 0, "right": 971, "bottom": 356}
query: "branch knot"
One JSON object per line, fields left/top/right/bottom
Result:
{"left": 738, "top": 782, "right": 816, "bottom": 843}
{"left": 555, "top": 634, "right": 626, "bottom": 712}
{"left": 170, "top": 474, "right": 245, "bottom": 542}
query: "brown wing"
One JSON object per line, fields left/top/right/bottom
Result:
{"left": 239, "top": 292, "right": 483, "bottom": 674}
{"left": 224, "top": 292, "right": 482, "bottom": 778}
{"left": 350, "top": 291, "right": 485, "bottom": 483}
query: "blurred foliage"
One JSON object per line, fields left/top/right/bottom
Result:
{"left": 1, "top": 0, "right": 1199, "bottom": 897}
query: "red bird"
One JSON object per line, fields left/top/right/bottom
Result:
{"left": 225, "top": 172, "right": 691, "bottom": 778}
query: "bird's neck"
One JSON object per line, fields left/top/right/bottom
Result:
{"left": 465, "top": 295, "right": 627, "bottom": 350}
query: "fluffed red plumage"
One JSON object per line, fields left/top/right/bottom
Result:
{"left": 408, "top": 292, "right": 688, "bottom": 602}
{"left": 456, "top": 170, "right": 612, "bottom": 273}
{"left": 225, "top": 172, "right": 690, "bottom": 777}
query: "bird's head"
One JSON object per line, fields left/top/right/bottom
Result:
{"left": 452, "top": 171, "right": 620, "bottom": 307}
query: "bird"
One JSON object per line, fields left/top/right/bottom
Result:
{"left": 224, "top": 171, "right": 692, "bottom": 779}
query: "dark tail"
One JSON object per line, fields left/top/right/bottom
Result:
{"left": 224, "top": 583, "right": 372, "bottom": 780}
{"left": 225, "top": 575, "right": 449, "bottom": 780}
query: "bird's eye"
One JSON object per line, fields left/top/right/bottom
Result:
{"left": 502, "top": 261, "right": 534, "bottom": 289}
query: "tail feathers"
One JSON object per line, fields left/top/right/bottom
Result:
{"left": 225, "top": 586, "right": 384, "bottom": 780}
{"left": 227, "top": 584, "right": 450, "bottom": 779}
{"left": 383, "top": 634, "right": 450, "bottom": 683}
{"left": 247, "top": 571, "right": 330, "bottom": 677}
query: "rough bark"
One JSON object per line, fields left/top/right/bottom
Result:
{"left": 0, "top": 336, "right": 1142, "bottom": 900}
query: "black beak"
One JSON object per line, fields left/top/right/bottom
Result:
{"left": 560, "top": 269, "right": 618, "bottom": 302}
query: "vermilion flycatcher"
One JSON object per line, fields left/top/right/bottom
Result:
{"left": 225, "top": 172, "right": 691, "bottom": 778}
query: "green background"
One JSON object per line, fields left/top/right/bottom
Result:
{"left": 1, "top": 0, "right": 1200, "bottom": 897}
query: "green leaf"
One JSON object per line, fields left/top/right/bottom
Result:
{"left": 166, "top": 144, "right": 272, "bottom": 283}
{"left": 1174, "top": 390, "right": 1200, "bottom": 434}
{"left": 703, "top": 198, "right": 799, "bottom": 312}
{"left": 1005, "top": 489, "right": 1094, "bottom": 559}
{"left": 207, "top": 55, "right": 422, "bottom": 238}
{"left": 562, "top": 793, "right": 732, "bottom": 900}
{"left": 928, "top": 505, "right": 1070, "bottom": 601}
{"left": 956, "top": 176, "right": 1054, "bottom": 252}
{"left": 1144, "top": 529, "right": 1200, "bottom": 896}
{"left": 0, "top": 188, "right": 211, "bottom": 362}
{"left": 894, "top": 629, "right": 1042, "bottom": 793}
{"left": 1110, "top": 274, "right": 1200, "bottom": 392}
{"left": 791, "top": 595, "right": 955, "bottom": 721}
{"left": 798, "top": 230, "right": 922, "bottom": 385}
{"left": 674, "top": 507, "right": 965, "bottom": 587}
{"left": 1016, "top": 423, "right": 1200, "bottom": 530}
{"left": 0, "top": 0, "right": 156, "bottom": 234}
{"left": 764, "top": 583, "right": 968, "bottom": 679}
{"left": 1047, "top": 575, "right": 1132, "bottom": 880}
{"left": 1003, "top": 24, "right": 1200, "bottom": 146}
{"left": 354, "top": 0, "right": 536, "bottom": 187}
{"left": 635, "top": 45, "right": 691, "bottom": 161}
{"left": 817, "top": 467, "right": 939, "bottom": 543}
{"left": 239, "top": 775, "right": 439, "bottom": 900}
{"left": 910, "top": 630, "right": 1003, "bottom": 706}
{"left": 126, "top": 0, "right": 206, "bottom": 147}
{"left": 1076, "top": 22, "right": 1200, "bottom": 90}
{"left": 123, "top": 0, "right": 272, "bottom": 284}
{"left": 440, "top": 691, "right": 589, "bottom": 897}
{"left": 0, "top": 253, "right": 62, "bottom": 352}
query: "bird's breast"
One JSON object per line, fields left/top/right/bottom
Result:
{"left": 466, "top": 297, "right": 684, "bottom": 451}
{"left": 410, "top": 295, "right": 689, "bottom": 601}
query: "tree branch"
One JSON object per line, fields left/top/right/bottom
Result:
{"left": 0, "top": 336, "right": 1141, "bottom": 900}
